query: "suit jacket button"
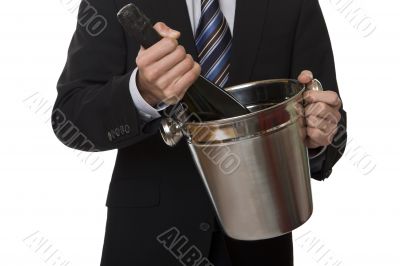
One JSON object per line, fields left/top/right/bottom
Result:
{"left": 200, "top": 222, "right": 210, "bottom": 232}
{"left": 107, "top": 132, "right": 113, "bottom": 141}
{"left": 115, "top": 128, "right": 120, "bottom": 137}
{"left": 125, "top": 124, "right": 131, "bottom": 134}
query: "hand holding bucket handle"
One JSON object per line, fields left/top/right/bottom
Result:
{"left": 303, "top": 79, "right": 326, "bottom": 158}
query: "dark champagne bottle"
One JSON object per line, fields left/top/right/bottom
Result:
{"left": 117, "top": 3, "right": 250, "bottom": 121}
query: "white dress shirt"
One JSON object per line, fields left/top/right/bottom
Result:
{"left": 129, "top": 0, "right": 236, "bottom": 121}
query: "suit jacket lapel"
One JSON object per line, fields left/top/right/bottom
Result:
{"left": 227, "top": 0, "right": 270, "bottom": 87}
{"left": 163, "top": 0, "right": 199, "bottom": 61}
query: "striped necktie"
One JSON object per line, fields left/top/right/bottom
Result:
{"left": 195, "top": 0, "right": 232, "bottom": 88}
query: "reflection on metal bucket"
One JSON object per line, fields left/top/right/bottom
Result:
{"left": 161, "top": 79, "right": 323, "bottom": 240}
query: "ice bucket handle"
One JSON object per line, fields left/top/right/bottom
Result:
{"left": 160, "top": 116, "right": 184, "bottom": 147}
{"left": 306, "top": 79, "right": 324, "bottom": 92}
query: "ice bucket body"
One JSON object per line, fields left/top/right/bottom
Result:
{"left": 167, "top": 79, "right": 315, "bottom": 240}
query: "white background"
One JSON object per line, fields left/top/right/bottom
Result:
{"left": 0, "top": 0, "right": 399, "bottom": 265}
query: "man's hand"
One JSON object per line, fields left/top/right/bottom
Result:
{"left": 298, "top": 70, "right": 342, "bottom": 149}
{"left": 135, "top": 22, "right": 201, "bottom": 107}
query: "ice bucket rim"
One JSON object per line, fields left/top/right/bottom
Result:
{"left": 185, "top": 78, "right": 305, "bottom": 127}
{"left": 180, "top": 79, "right": 307, "bottom": 145}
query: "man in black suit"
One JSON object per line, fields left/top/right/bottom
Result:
{"left": 52, "top": 0, "right": 347, "bottom": 265}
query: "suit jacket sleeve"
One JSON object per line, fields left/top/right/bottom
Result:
{"left": 51, "top": 0, "right": 160, "bottom": 152}
{"left": 290, "top": 0, "right": 348, "bottom": 181}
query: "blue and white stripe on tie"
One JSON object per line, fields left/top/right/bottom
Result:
{"left": 195, "top": 0, "right": 232, "bottom": 88}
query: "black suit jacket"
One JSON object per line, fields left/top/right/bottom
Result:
{"left": 52, "top": 0, "right": 347, "bottom": 265}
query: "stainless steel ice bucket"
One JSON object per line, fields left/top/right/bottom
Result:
{"left": 160, "top": 79, "right": 323, "bottom": 240}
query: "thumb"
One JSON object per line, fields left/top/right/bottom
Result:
{"left": 153, "top": 22, "right": 181, "bottom": 39}
{"left": 297, "top": 70, "right": 313, "bottom": 84}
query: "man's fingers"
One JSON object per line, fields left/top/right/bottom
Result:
{"left": 305, "top": 102, "right": 341, "bottom": 123}
{"left": 135, "top": 21, "right": 197, "bottom": 106}
{"left": 153, "top": 22, "right": 180, "bottom": 39}
{"left": 306, "top": 115, "right": 338, "bottom": 134}
{"left": 157, "top": 54, "right": 196, "bottom": 89}
{"left": 136, "top": 22, "right": 181, "bottom": 67}
{"left": 306, "top": 126, "right": 337, "bottom": 147}
{"left": 147, "top": 45, "right": 187, "bottom": 82}
{"left": 136, "top": 37, "right": 178, "bottom": 67}
{"left": 303, "top": 90, "right": 342, "bottom": 108}
{"left": 305, "top": 137, "right": 322, "bottom": 149}
{"left": 297, "top": 70, "right": 313, "bottom": 84}
{"left": 158, "top": 62, "right": 200, "bottom": 105}
{"left": 173, "top": 63, "right": 201, "bottom": 98}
